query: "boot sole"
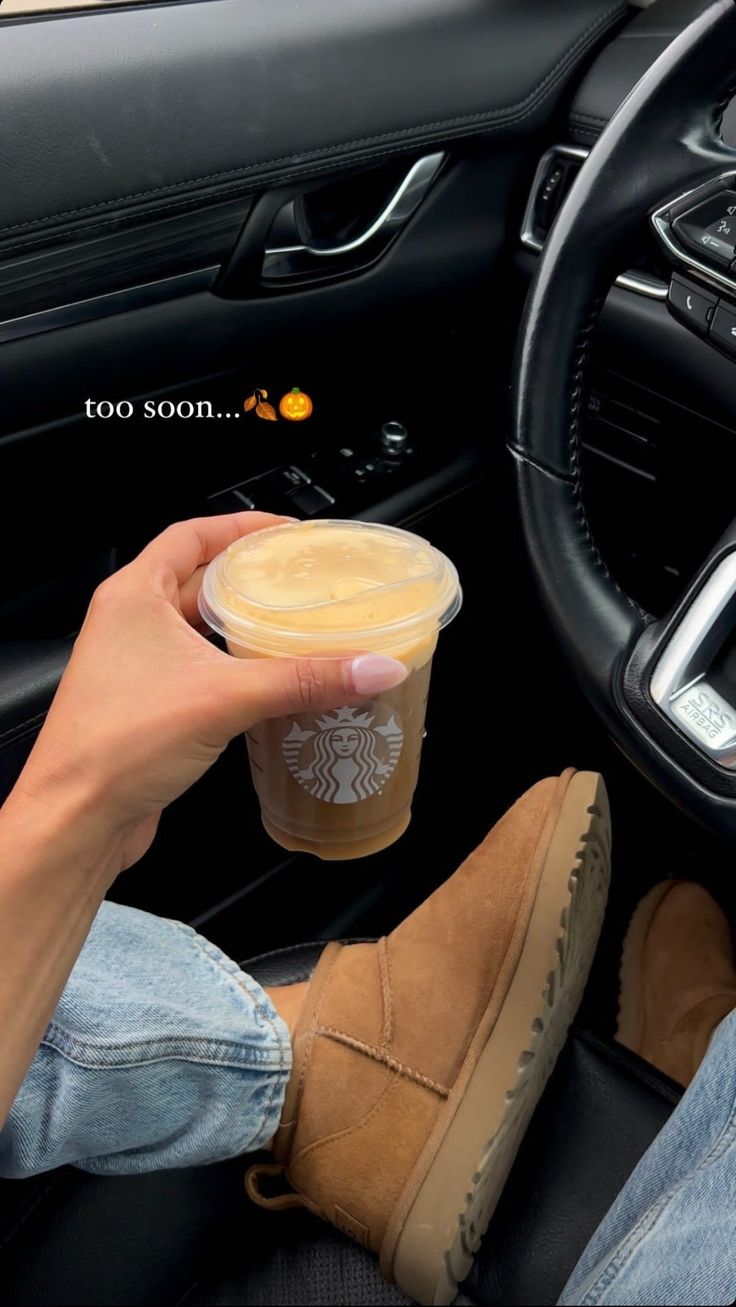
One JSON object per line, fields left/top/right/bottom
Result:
{"left": 616, "top": 880, "right": 679, "bottom": 1054}
{"left": 387, "top": 771, "right": 611, "bottom": 1306}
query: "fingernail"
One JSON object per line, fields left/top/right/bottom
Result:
{"left": 349, "top": 654, "right": 407, "bottom": 696}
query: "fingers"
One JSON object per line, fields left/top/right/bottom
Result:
{"left": 133, "top": 513, "right": 293, "bottom": 592}
{"left": 224, "top": 653, "right": 408, "bottom": 731}
{"left": 177, "top": 564, "right": 211, "bottom": 628}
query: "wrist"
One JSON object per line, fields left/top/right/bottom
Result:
{"left": 2, "top": 768, "right": 124, "bottom": 891}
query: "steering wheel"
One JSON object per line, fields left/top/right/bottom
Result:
{"left": 511, "top": 0, "right": 736, "bottom": 837}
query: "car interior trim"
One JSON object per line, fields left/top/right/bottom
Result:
{"left": 263, "top": 152, "right": 446, "bottom": 280}
{"left": 614, "top": 269, "right": 668, "bottom": 299}
{"left": 521, "top": 143, "right": 668, "bottom": 299}
{"left": 0, "top": 265, "right": 220, "bottom": 345}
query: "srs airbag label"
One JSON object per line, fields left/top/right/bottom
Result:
{"left": 672, "top": 681, "right": 736, "bottom": 745}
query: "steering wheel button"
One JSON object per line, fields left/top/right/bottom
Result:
{"left": 708, "top": 213, "right": 736, "bottom": 251}
{"left": 673, "top": 189, "right": 736, "bottom": 266}
{"left": 697, "top": 229, "right": 735, "bottom": 265}
{"left": 710, "top": 303, "right": 736, "bottom": 357}
{"left": 667, "top": 275, "right": 717, "bottom": 334}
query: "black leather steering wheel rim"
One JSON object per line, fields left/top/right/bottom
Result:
{"left": 510, "top": 0, "right": 736, "bottom": 836}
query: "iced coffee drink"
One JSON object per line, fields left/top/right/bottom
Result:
{"left": 199, "top": 520, "right": 461, "bottom": 860}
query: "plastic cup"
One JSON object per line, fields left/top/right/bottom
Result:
{"left": 199, "top": 519, "right": 461, "bottom": 860}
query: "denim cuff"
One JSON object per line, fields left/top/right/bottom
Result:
{"left": 0, "top": 902, "right": 294, "bottom": 1177}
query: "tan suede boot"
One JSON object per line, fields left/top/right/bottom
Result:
{"left": 249, "top": 770, "right": 610, "bottom": 1304}
{"left": 617, "top": 881, "right": 736, "bottom": 1088}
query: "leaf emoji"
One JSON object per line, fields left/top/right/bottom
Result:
{"left": 243, "top": 394, "right": 257, "bottom": 412}
{"left": 259, "top": 388, "right": 268, "bottom": 399}
{"left": 256, "top": 401, "right": 278, "bottom": 421}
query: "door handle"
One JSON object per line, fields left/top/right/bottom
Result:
{"left": 262, "top": 152, "right": 445, "bottom": 282}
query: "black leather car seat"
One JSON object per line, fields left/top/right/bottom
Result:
{"left": 0, "top": 943, "right": 682, "bottom": 1307}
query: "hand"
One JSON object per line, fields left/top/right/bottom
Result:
{"left": 12, "top": 513, "right": 407, "bottom": 875}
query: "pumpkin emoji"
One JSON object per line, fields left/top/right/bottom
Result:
{"left": 279, "top": 387, "right": 313, "bottom": 422}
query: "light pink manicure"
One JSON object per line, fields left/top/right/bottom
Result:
{"left": 350, "top": 654, "right": 408, "bottom": 696}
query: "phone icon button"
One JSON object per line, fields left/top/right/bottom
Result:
{"left": 668, "top": 276, "right": 718, "bottom": 337}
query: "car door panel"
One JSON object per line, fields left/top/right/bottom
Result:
{"left": 1, "top": 152, "right": 518, "bottom": 430}
{"left": 0, "top": 0, "right": 625, "bottom": 254}
{"left": 0, "top": 0, "right": 628, "bottom": 437}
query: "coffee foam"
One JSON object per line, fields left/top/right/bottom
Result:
{"left": 221, "top": 523, "right": 437, "bottom": 625}
{"left": 200, "top": 520, "right": 460, "bottom": 664}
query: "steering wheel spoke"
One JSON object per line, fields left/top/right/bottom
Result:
{"left": 624, "top": 521, "right": 736, "bottom": 794}
{"left": 652, "top": 167, "right": 736, "bottom": 332}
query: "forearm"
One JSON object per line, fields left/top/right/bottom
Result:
{"left": 0, "top": 511, "right": 401, "bottom": 1134}
{"left": 0, "top": 782, "right": 120, "bottom": 1127}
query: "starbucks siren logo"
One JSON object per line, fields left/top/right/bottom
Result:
{"left": 282, "top": 703, "right": 404, "bottom": 804}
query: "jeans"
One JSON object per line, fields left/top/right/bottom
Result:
{"left": 559, "top": 1008, "right": 736, "bottom": 1307}
{"left": 1, "top": 903, "right": 735, "bottom": 1305}
{"left": 0, "top": 901, "right": 291, "bottom": 1177}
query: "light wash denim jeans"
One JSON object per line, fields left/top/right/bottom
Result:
{"left": 0, "top": 900, "right": 291, "bottom": 1177}
{"left": 560, "top": 1008, "right": 736, "bottom": 1307}
{"left": 1, "top": 902, "right": 735, "bottom": 1306}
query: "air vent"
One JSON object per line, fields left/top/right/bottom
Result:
{"left": 520, "top": 145, "right": 667, "bottom": 302}
{"left": 521, "top": 145, "right": 588, "bottom": 251}
{"left": 582, "top": 368, "right": 736, "bottom": 614}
